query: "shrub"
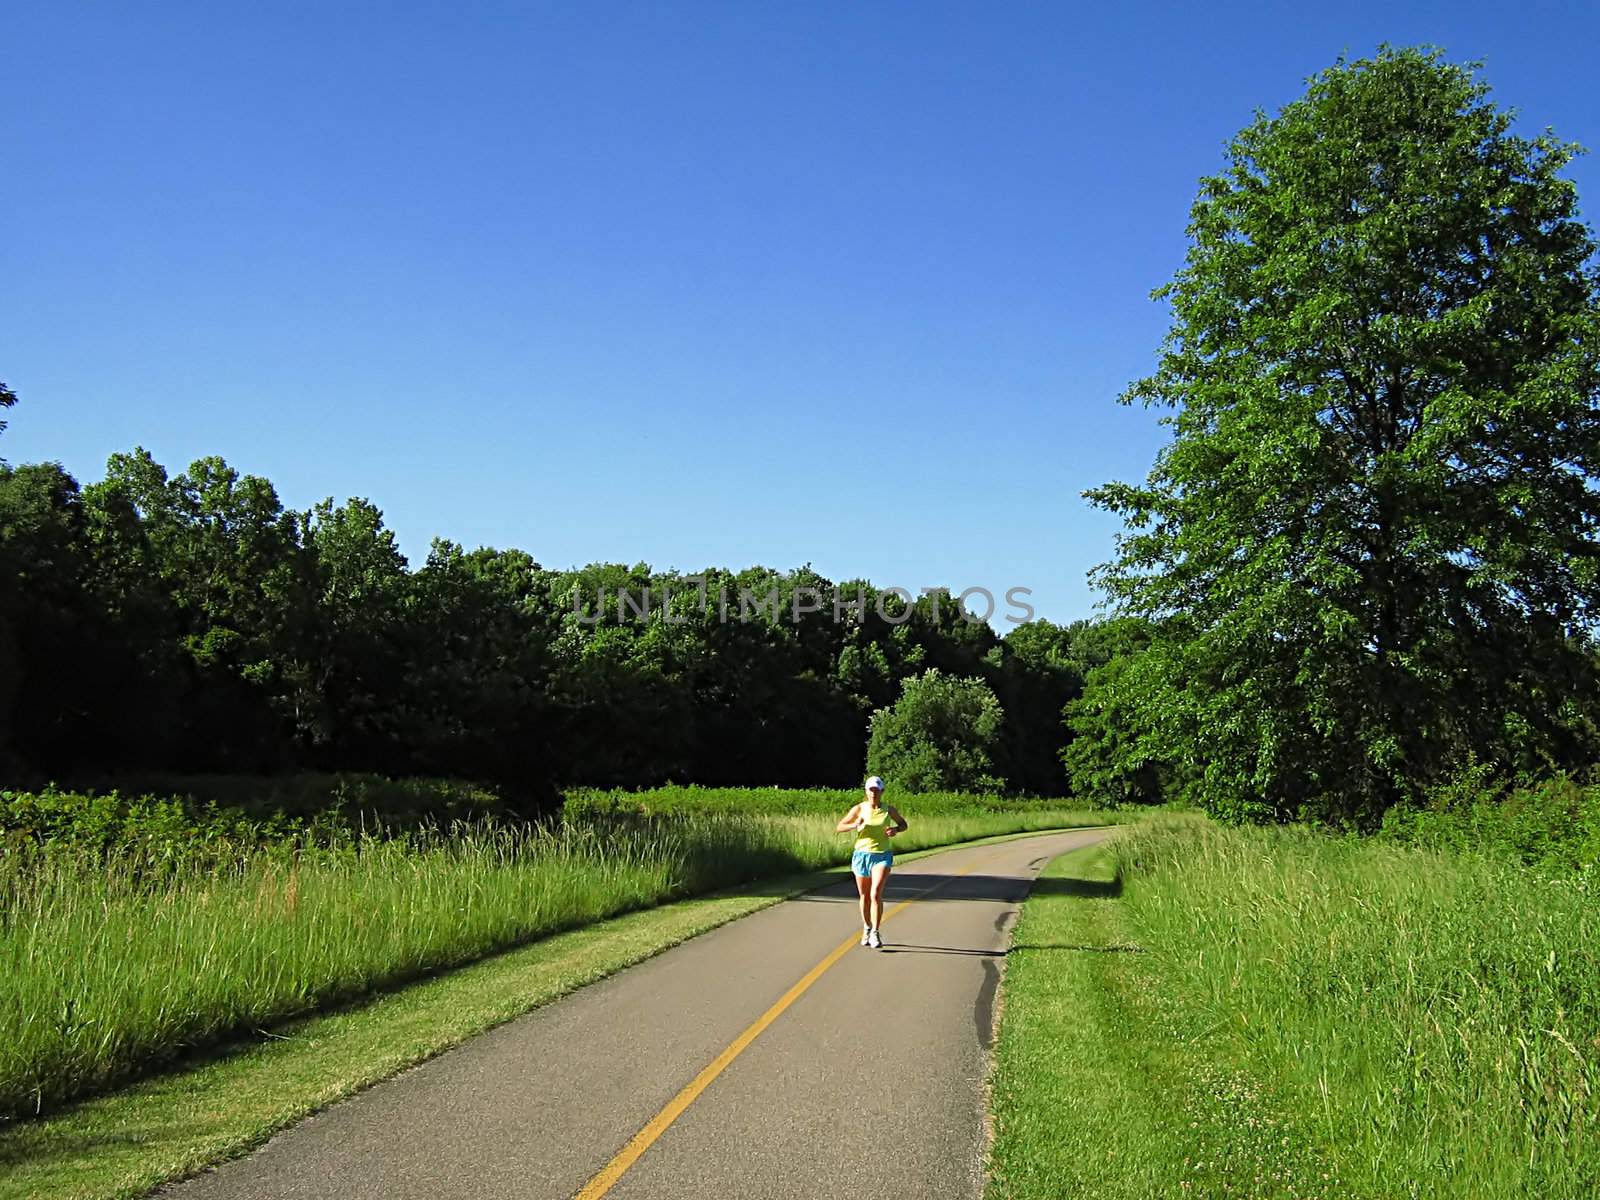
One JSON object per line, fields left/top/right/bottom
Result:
{"left": 1377, "top": 761, "right": 1600, "bottom": 875}
{"left": 865, "top": 669, "right": 1006, "bottom": 793}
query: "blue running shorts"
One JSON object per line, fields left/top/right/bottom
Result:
{"left": 852, "top": 849, "right": 893, "bottom": 877}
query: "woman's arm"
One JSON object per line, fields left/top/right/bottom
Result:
{"left": 885, "top": 805, "right": 908, "bottom": 836}
{"left": 834, "top": 803, "right": 863, "bottom": 834}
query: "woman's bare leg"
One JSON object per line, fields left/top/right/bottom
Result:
{"left": 856, "top": 872, "right": 871, "bottom": 928}
{"left": 869, "top": 863, "right": 891, "bottom": 931}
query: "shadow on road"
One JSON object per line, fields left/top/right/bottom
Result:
{"left": 877, "top": 940, "right": 1141, "bottom": 956}
{"left": 878, "top": 944, "right": 1005, "bottom": 957}
{"left": 791, "top": 871, "right": 1121, "bottom": 905}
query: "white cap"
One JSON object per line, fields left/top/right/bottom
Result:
{"left": 864, "top": 776, "right": 885, "bottom": 792}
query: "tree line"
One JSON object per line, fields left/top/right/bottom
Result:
{"left": 0, "top": 440, "right": 1120, "bottom": 804}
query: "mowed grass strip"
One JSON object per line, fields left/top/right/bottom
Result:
{"left": 0, "top": 819, "right": 1105, "bottom": 1200}
{"left": 985, "top": 837, "right": 1336, "bottom": 1200}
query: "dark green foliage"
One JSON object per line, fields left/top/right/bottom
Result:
{"left": 0, "top": 780, "right": 1075, "bottom": 875}
{"left": 0, "top": 463, "right": 169, "bottom": 774}
{"left": 1378, "top": 761, "right": 1600, "bottom": 875}
{"left": 1089, "top": 48, "right": 1600, "bottom": 826}
{"left": 401, "top": 540, "right": 557, "bottom": 791}
{"left": 1, "top": 443, "right": 1078, "bottom": 800}
{"left": 866, "top": 668, "right": 1006, "bottom": 793}
{"left": 91, "top": 449, "right": 317, "bottom": 770}
{"left": 0, "top": 787, "right": 293, "bottom": 866}
{"left": 1062, "top": 619, "right": 1175, "bottom": 807}
{"left": 986, "top": 619, "right": 1085, "bottom": 796}
{"left": 563, "top": 784, "right": 1069, "bottom": 818}
{"left": 0, "top": 775, "right": 513, "bottom": 865}
{"left": 298, "top": 497, "right": 412, "bottom": 761}
{"left": 74, "top": 772, "right": 512, "bottom": 826}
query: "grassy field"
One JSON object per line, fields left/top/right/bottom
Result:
{"left": 987, "top": 816, "right": 1600, "bottom": 1199}
{"left": 0, "top": 855, "right": 852, "bottom": 1200}
{"left": 1, "top": 789, "right": 1110, "bottom": 1127}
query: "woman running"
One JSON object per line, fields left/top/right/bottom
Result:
{"left": 835, "top": 776, "right": 908, "bottom": 949}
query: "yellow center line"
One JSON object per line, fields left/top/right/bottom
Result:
{"left": 572, "top": 852, "right": 996, "bottom": 1200}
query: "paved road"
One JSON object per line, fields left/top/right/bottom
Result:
{"left": 161, "top": 827, "right": 1109, "bottom": 1200}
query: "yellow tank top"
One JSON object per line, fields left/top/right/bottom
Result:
{"left": 854, "top": 805, "right": 892, "bottom": 853}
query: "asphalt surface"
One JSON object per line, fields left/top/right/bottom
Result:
{"left": 160, "top": 827, "right": 1110, "bottom": 1200}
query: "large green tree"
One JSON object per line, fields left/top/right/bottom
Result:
{"left": 100, "top": 449, "right": 317, "bottom": 767}
{"left": 404, "top": 540, "right": 557, "bottom": 793}
{"left": 985, "top": 618, "right": 1094, "bottom": 796}
{"left": 1061, "top": 619, "right": 1174, "bottom": 807}
{"left": 301, "top": 497, "right": 412, "bottom": 763}
{"left": 1089, "top": 48, "right": 1600, "bottom": 825}
{"left": 0, "top": 463, "right": 182, "bottom": 772}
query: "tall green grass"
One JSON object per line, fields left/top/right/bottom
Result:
{"left": 1, "top": 798, "right": 1107, "bottom": 1124}
{"left": 1115, "top": 818, "right": 1600, "bottom": 1198}
{"left": 563, "top": 783, "right": 1086, "bottom": 818}
{"left": 985, "top": 840, "right": 1339, "bottom": 1199}
{"left": 0, "top": 816, "right": 805, "bottom": 1122}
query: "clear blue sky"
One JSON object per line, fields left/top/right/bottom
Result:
{"left": 5, "top": 2, "right": 1597, "bottom": 624}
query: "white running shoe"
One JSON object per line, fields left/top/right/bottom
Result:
{"left": 868, "top": 928, "right": 882, "bottom": 949}
{"left": 861, "top": 928, "right": 872, "bottom": 947}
